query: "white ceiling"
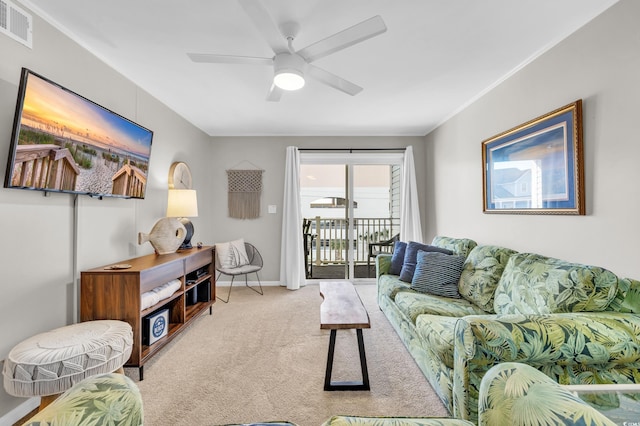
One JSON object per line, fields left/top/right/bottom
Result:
{"left": 21, "top": 0, "right": 617, "bottom": 137}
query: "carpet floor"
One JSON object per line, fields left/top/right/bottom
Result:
{"left": 130, "top": 283, "right": 448, "bottom": 426}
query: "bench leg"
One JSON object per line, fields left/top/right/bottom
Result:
{"left": 356, "top": 329, "right": 370, "bottom": 389}
{"left": 324, "top": 328, "right": 370, "bottom": 391}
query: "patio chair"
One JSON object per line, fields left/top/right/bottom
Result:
{"left": 367, "top": 233, "right": 399, "bottom": 276}
{"left": 303, "top": 219, "right": 316, "bottom": 278}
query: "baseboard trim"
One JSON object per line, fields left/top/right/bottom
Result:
{"left": 214, "top": 279, "right": 375, "bottom": 287}
{"left": 215, "top": 280, "right": 281, "bottom": 287}
{"left": 0, "top": 397, "right": 39, "bottom": 426}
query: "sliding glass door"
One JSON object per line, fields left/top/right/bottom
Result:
{"left": 300, "top": 153, "right": 403, "bottom": 280}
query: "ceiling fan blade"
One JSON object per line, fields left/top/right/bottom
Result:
{"left": 187, "top": 53, "right": 273, "bottom": 65}
{"left": 307, "top": 64, "right": 363, "bottom": 96}
{"left": 266, "top": 83, "right": 283, "bottom": 102}
{"left": 238, "top": 0, "right": 290, "bottom": 54}
{"left": 297, "top": 15, "right": 387, "bottom": 63}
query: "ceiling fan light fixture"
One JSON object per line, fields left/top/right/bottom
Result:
{"left": 273, "top": 53, "right": 305, "bottom": 91}
{"left": 274, "top": 70, "right": 305, "bottom": 91}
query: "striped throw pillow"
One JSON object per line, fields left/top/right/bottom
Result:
{"left": 399, "top": 242, "right": 453, "bottom": 282}
{"left": 410, "top": 251, "right": 465, "bottom": 298}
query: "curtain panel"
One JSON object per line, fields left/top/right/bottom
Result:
{"left": 401, "top": 146, "right": 424, "bottom": 242}
{"left": 280, "top": 146, "right": 306, "bottom": 290}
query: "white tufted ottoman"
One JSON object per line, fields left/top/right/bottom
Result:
{"left": 2, "top": 320, "right": 133, "bottom": 409}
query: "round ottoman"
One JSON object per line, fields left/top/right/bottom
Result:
{"left": 2, "top": 320, "right": 133, "bottom": 406}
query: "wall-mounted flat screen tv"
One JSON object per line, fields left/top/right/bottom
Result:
{"left": 4, "top": 68, "right": 154, "bottom": 199}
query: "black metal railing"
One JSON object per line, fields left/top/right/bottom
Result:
{"left": 304, "top": 216, "right": 399, "bottom": 265}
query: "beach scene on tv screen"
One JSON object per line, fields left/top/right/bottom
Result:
{"left": 8, "top": 72, "right": 153, "bottom": 198}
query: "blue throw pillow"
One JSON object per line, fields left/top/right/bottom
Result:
{"left": 389, "top": 241, "right": 407, "bottom": 275}
{"left": 411, "top": 251, "right": 465, "bottom": 298}
{"left": 399, "top": 241, "right": 453, "bottom": 283}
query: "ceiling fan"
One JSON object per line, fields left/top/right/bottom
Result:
{"left": 187, "top": 0, "right": 387, "bottom": 102}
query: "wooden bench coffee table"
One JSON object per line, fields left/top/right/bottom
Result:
{"left": 319, "top": 281, "right": 371, "bottom": 391}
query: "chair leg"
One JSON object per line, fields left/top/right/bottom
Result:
{"left": 245, "top": 273, "right": 263, "bottom": 295}
{"left": 217, "top": 275, "right": 236, "bottom": 303}
{"left": 217, "top": 273, "right": 262, "bottom": 303}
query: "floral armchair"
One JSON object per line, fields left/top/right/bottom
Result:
{"left": 23, "top": 373, "right": 142, "bottom": 426}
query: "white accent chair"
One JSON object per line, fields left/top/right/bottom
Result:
{"left": 216, "top": 242, "right": 263, "bottom": 303}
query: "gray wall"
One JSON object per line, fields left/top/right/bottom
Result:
{"left": 425, "top": 0, "right": 639, "bottom": 279}
{"left": 0, "top": 6, "right": 212, "bottom": 417}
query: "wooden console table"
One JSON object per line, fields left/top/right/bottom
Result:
{"left": 80, "top": 247, "right": 215, "bottom": 379}
{"left": 319, "top": 280, "right": 371, "bottom": 391}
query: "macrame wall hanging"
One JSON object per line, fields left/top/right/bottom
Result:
{"left": 227, "top": 165, "right": 264, "bottom": 219}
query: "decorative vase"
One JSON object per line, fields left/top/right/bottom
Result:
{"left": 138, "top": 218, "right": 187, "bottom": 255}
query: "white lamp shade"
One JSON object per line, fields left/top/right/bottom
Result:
{"left": 167, "top": 189, "right": 198, "bottom": 218}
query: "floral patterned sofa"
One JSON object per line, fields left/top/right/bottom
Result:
{"left": 376, "top": 236, "right": 640, "bottom": 423}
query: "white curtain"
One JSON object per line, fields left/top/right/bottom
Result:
{"left": 280, "top": 146, "right": 306, "bottom": 290}
{"left": 400, "top": 146, "right": 424, "bottom": 242}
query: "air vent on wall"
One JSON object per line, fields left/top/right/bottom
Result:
{"left": 0, "top": 0, "right": 32, "bottom": 48}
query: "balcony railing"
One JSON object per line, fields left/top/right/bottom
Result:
{"left": 304, "top": 216, "right": 399, "bottom": 265}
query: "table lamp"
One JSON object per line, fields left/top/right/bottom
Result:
{"left": 167, "top": 189, "right": 199, "bottom": 249}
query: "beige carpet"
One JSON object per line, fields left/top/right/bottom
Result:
{"left": 130, "top": 283, "right": 448, "bottom": 425}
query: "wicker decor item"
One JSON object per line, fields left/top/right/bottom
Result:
{"left": 227, "top": 169, "right": 263, "bottom": 219}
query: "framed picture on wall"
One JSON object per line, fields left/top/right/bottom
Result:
{"left": 482, "top": 100, "right": 585, "bottom": 215}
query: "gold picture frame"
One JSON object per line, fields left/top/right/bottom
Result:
{"left": 482, "top": 100, "right": 584, "bottom": 215}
